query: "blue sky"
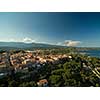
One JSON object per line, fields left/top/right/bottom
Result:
{"left": 0, "top": 12, "right": 100, "bottom": 47}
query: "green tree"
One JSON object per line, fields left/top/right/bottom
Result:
{"left": 49, "top": 75, "right": 62, "bottom": 86}
{"left": 19, "top": 81, "right": 36, "bottom": 87}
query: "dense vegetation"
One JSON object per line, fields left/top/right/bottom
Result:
{"left": 0, "top": 48, "right": 100, "bottom": 87}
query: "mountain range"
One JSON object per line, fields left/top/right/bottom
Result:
{"left": 0, "top": 42, "right": 65, "bottom": 50}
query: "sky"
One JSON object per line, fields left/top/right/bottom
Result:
{"left": 0, "top": 12, "right": 100, "bottom": 47}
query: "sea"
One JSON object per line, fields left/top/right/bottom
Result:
{"left": 79, "top": 50, "right": 100, "bottom": 58}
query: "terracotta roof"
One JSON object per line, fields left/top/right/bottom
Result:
{"left": 38, "top": 79, "right": 48, "bottom": 84}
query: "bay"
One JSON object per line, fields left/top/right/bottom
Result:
{"left": 79, "top": 50, "right": 100, "bottom": 58}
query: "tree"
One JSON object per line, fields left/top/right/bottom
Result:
{"left": 49, "top": 75, "right": 62, "bottom": 86}
{"left": 8, "top": 80, "right": 18, "bottom": 87}
{"left": 51, "top": 69, "right": 64, "bottom": 75}
{"left": 96, "top": 83, "right": 99, "bottom": 87}
{"left": 19, "top": 81, "right": 37, "bottom": 87}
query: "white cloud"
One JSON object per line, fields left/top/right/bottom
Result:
{"left": 8, "top": 37, "right": 35, "bottom": 43}
{"left": 56, "top": 40, "right": 81, "bottom": 47}
{"left": 56, "top": 42, "right": 63, "bottom": 45}
{"left": 9, "top": 39, "right": 15, "bottom": 42}
{"left": 23, "top": 37, "right": 35, "bottom": 43}
{"left": 64, "top": 40, "right": 81, "bottom": 47}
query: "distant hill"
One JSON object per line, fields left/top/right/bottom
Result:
{"left": 0, "top": 42, "right": 65, "bottom": 50}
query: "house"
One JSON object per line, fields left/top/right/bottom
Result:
{"left": 37, "top": 79, "right": 48, "bottom": 87}
{"left": 0, "top": 62, "right": 6, "bottom": 68}
{"left": 0, "top": 72, "right": 8, "bottom": 78}
{"left": 68, "top": 56, "right": 72, "bottom": 59}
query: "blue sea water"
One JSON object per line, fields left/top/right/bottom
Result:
{"left": 79, "top": 50, "right": 100, "bottom": 58}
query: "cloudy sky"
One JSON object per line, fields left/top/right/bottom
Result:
{"left": 0, "top": 12, "right": 100, "bottom": 47}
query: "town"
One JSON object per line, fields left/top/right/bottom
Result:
{"left": 0, "top": 50, "right": 71, "bottom": 71}
{"left": 0, "top": 49, "right": 73, "bottom": 86}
